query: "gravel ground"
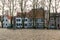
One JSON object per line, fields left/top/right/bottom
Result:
{"left": 0, "top": 28, "right": 60, "bottom": 40}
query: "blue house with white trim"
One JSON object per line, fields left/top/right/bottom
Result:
{"left": 24, "top": 17, "right": 33, "bottom": 28}
{"left": 14, "top": 16, "right": 23, "bottom": 28}
{"left": 2, "top": 15, "right": 11, "bottom": 28}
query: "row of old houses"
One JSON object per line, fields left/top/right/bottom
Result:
{"left": 1, "top": 8, "right": 45, "bottom": 29}
{"left": 1, "top": 8, "right": 60, "bottom": 29}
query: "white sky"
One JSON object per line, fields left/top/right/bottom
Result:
{"left": 0, "top": 0, "right": 60, "bottom": 16}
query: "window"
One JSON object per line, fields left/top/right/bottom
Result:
{"left": 20, "top": 24, "right": 22, "bottom": 26}
{"left": 17, "top": 23, "right": 20, "bottom": 26}
{"left": 29, "top": 23, "right": 32, "bottom": 26}
{"left": 50, "top": 18, "right": 54, "bottom": 20}
{"left": 6, "top": 19, "right": 7, "bottom": 21}
{"left": 51, "top": 24, "right": 54, "bottom": 26}
{"left": 51, "top": 19, "right": 53, "bottom": 20}
{"left": 18, "top": 19, "right": 20, "bottom": 21}
{"left": 25, "top": 24, "right": 27, "bottom": 26}
{"left": 6, "top": 24, "right": 7, "bottom": 26}
{"left": 16, "top": 19, "right": 20, "bottom": 21}
{"left": 25, "top": 19, "right": 27, "bottom": 21}
{"left": 58, "top": 24, "right": 59, "bottom": 27}
{"left": 41, "top": 19, "right": 44, "bottom": 22}
{"left": 16, "top": 23, "right": 22, "bottom": 26}
{"left": 36, "top": 23, "right": 39, "bottom": 26}
{"left": 30, "top": 19, "right": 32, "bottom": 21}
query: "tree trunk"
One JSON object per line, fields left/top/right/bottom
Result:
{"left": 48, "top": 0, "right": 51, "bottom": 28}
{"left": 33, "top": 0, "right": 35, "bottom": 28}
{"left": 21, "top": 0, "right": 24, "bottom": 28}
{"left": 1, "top": 0, "right": 5, "bottom": 28}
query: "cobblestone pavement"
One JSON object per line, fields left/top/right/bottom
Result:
{"left": 0, "top": 28, "right": 60, "bottom": 40}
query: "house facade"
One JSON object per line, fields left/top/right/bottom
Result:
{"left": 14, "top": 12, "right": 33, "bottom": 28}
{"left": 24, "top": 17, "right": 33, "bottom": 28}
{"left": 13, "top": 12, "right": 23, "bottom": 28}
{"left": 49, "top": 13, "right": 60, "bottom": 29}
{"left": 35, "top": 18, "right": 44, "bottom": 28}
{"left": 12, "top": 8, "right": 45, "bottom": 29}
{"left": 2, "top": 15, "right": 11, "bottom": 28}
{"left": 14, "top": 17, "right": 23, "bottom": 28}
{"left": 24, "top": 13, "right": 33, "bottom": 28}
{"left": 28, "top": 8, "right": 45, "bottom": 28}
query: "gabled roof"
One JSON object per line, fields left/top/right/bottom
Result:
{"left": 15, "top": 8, "right": 45, "bottom": 18}
{"left": 50, "top": 13, "right": 60, "bottom": 17}
{"left": 27, "top": 8, "right": 45, "bottom": 18}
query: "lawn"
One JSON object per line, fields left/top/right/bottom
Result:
{"left": 0, "top": 28, "right": 60, "bottom": 40}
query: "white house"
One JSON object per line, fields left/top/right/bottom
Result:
{"left": 24, "top": 17, "right": 33, "bottom": 28}
{"left": 2, "top": 15, "right": 11, "bottom": 28}
{"left": 14, "top": 16, "right": 23, "bottom": 28}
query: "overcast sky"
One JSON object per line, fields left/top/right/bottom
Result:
{"left": 0, "top": 0, "right": 60, "bottom": 16}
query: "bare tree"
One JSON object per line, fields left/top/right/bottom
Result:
{"left": 11, "top": 0, "right": 16, "bottom": 29}
{"left": 8, "top": 0, "right": 12, "bottom": 16}
{"left": 54, "top": 0, "right": 60, "bottom": 28}
{"left": 8, "top": 0, "right": 15, "bottom": 28}
{"left": 1, "top": 0, "right": 5, "bottom": 28}
{"left": 18, "top": 0, "right": 24, "bottom": 28}
{"left": 23, "top": 0, "right": 27, "bottom": 28}
{"left": 32, "top": 0, "right": 38, "bottom": 28}
{"left": 40, "top": 0, "right": 45, "bottom": 28}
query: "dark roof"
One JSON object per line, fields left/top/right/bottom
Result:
{"left": 50, "top": 13, "right": 60, "bottom": 17}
